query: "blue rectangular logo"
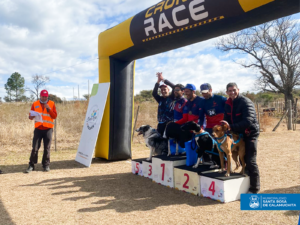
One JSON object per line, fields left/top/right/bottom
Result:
{"left": 241, "top": 194, "right": 300, "bottom": 210}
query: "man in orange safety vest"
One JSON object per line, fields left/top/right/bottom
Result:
{"left": 25, "top": 90, "right": 57, "bottom": 173}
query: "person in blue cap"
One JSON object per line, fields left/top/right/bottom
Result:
{"left": 175, "top": 84, "right": 204, "bottom": 126}
{"left": 199, "top": 83, "right": 227, "bottom": 134}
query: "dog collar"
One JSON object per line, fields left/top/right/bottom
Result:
{"left": 216, "top": 134, "right": 227, "bottom": 145}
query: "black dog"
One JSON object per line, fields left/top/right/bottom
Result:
{"left": 164, "top": 122, "right": 193, "bottom": 155}
{"left": 181, "top": 121, "right": 220, "bottom": 168}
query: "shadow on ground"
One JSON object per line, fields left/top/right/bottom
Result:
{"left": 262, "top": 185, "right": 300, "bottom": 217}
{"left": 0, "top": 198, "right": 15, "bottom": 225}
{"left": 1, "top": 158, "right": 108, "bottom": 174}
{"left": 23, "top": 172, "right": 219, "bottom": 213}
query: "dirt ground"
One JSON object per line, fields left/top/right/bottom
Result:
{"left": 0, "top": 130, "right": 299, "bottom": 225}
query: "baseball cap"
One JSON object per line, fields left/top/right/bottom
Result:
{"left": 40, "top": 90, "right": 49, "bottom": 97}
{"left": 200, "top": 83, "right": 212, "bottom": 93}
{"left": 159, "top": 83, "right": 167, "bottom": 88}
{"left": 184, "top": 84, "right": 196, "bottom": 91}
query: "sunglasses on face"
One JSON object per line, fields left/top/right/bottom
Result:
{"left": 174, "top": 89, "right": 182, "bottom": 92}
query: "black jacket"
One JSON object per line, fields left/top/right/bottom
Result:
{"left": 152, "top": 79, "right": 175, "bottom": 123}
{"left": 224, "top": 94, "right": 259, "bottom": 138}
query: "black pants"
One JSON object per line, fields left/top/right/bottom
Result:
{"left": 244, "top": 137, "right": 260, "bottom": 192}
{"left": 29, "top": 128, "right": 53, "bottom": 167}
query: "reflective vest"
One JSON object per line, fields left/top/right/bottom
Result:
{"left": 33, "top": 100, "right": 55, "bottom": 129}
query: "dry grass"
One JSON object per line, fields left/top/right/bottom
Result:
{"left": 0, "top": 101, "right": 299, "bottom": 225}
{"left": 0, "top": 101, "right": 88, "bottom": 154}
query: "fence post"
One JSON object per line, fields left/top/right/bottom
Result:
{"left": 288, "top": 100, "right": 292, "bottom": 130}
{"left": 256, "top": 102, "right": 260, "bottom": 129}
{"left": 273, "top": 110, "right": 289, "bottom": 132}
{"left": 293, "top": 98, "right": 298, "bottom": 131}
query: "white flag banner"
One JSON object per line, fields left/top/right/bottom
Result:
{"left": 75, "top": 83, "right": 110, "bottom": 167}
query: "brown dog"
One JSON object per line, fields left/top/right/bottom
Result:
{"left": 212, "top": 122, "right": 246, "bottom": 177}
{"left": 231, "top": 132, "right": 246, "bottom": 175}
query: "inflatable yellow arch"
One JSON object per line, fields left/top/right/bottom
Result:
{"left": 96, "top": 0, "right": 299, "bottom": 160}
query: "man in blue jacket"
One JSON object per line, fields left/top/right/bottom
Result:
{"left": 224, "top": 82, "right": 260, "bottom": 194}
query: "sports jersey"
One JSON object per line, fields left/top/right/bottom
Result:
{"left": 175, "top": 96, "right": 204, "bottom": 125}
{"left": 171, "top": 97, "right": 188, "bottom": 122}
{"left": 199, "top": 94, "right": 227, "bottom": 128}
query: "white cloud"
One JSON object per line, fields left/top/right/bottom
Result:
{"left": 0, "top": 1, "right": 298, "bottom": 101}
{"left": 135, "top": 45, "right": 258, "bottom": 95}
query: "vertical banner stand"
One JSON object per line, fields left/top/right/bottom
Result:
{"left": 75, "top": 83, "right": 110, "bottom": 167}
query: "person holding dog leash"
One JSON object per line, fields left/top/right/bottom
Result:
{"left": 25, "top": 90, "right": 57, "bottom": 173}
{"left": 197, "top": 83, "right": 227, "bottom": 166}
{"left": 170, "top": 84, "right": 205, "bottom": 147}
{"left": 224, "top": 82, "right": 260, "bottom": 194}
{"left": 199, "top": 83, "right": 227, "bottom": 134}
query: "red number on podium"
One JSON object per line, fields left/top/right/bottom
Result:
{"left": 183, "top": 173, "right": 189, "bottom": 189}
{"left": 161, "top": 163, "right": 165, "bottom": 181}
{"left": 135, "top": 163, "right": 139, "bottom": 173}
{"left": 209, "top": 181, "right": 215, "bottom": 196}
{"left": 148, "top": 165, "right": 152, "bottom": 176}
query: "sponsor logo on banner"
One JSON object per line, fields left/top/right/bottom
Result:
{"left": 241, "top": 194, "right": 300, "bottom": 210}
{"left": 86, "top": 105, "right": 99, "bottom": 130}
{"left": 130, "top": 0, "right": 245, "bottom": 45}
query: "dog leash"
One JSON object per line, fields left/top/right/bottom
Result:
{"left": 194, "top": 132, "right": 227, "bottom": 161}
{"left": 232, "top": 133, "right": 243, "bottom": 145}
{"left": 192, "top": 131, "right": 212, "bottom": 149}
{"left": 191, "top": 133, "right": 197, "bottom": 150}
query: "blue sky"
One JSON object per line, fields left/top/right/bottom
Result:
{"left": 0, "top": 0, "right": 299, "bottom": 101}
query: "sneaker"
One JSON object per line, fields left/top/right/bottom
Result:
{"left": 25, "top": 165, "right": 34, "bottom": 173}
{"left": 247, "top": 190, "right": 259, "bottom": 194}
{"left": 43, "top": 166, "right": 50, "bottom": 172}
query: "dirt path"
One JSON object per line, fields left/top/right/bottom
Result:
{"left": 0, "top": 131, "right": 299, "bottom": 225}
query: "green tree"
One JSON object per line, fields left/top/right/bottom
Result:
{"left": 48, "top": 94, "right": 62, "bottom": 103}
{"left": 135, "top": 90, "right": 154, "bottom": 102}
{"left": 83, "top": 94, "right": 90, "bottom": 100}
{"left": 242, "top": 91, "right": 256, "bottom": 102}
{"left": 4, "top": 72, "right": 26, "bottom": 102}
{"left": 214, "top": 90, "right": 227, "bottom": 97}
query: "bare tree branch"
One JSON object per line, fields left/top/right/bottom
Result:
{"left": 26, "top": 75, "right": 50, "bottom": 100}
{"left": 216, "top": 16, "right": 300, "bottom": 107}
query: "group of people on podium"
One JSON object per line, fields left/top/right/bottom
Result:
{"left": 152, "top": 72, "right": 260, "bottom": 194}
